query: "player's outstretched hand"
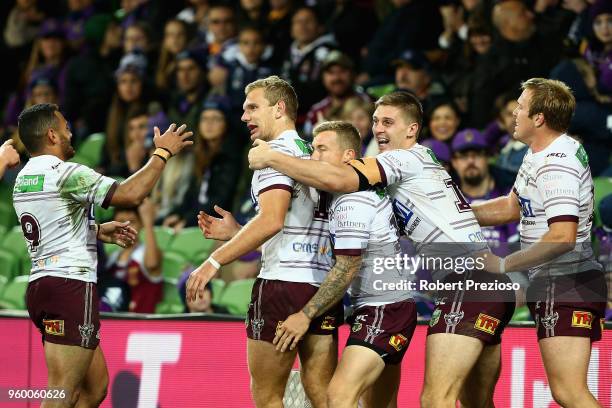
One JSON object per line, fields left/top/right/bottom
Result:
{"left": 97, "top": 221, "right": 137, "bottom": 248}
{"left": 186, "top": 262, "right": 217, "bottom": 302}
{"left": 478, "top": 250, "right": 504, "bottom": 274}
{"left": 153, "top": 123, "right": 193, "bottom": 156}
{"left": 0, "top": 139, "right": 20, "bottom": 168}
{"left": 273, "top": 311, "right": 311, "bottom": 352}
{"left": 197, "top": 205, "right": 241, "bottom": 241}
{"left": 248, "top": 139, "right": 273, "bottom": 170}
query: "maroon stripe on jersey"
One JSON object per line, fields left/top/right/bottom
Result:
{"left": 543, "top": 196, "right": 580, "bottom": 205}
{"left": 334, "top": 248, "right": 362, "bottom": 256}
{"left": 536, "top": 163, "right": 580, "bottom": 176}
{"left": 102, "top": 182, "right": 118, "bottom": 209}
{"left": 547, "top": 215, "right": 579, "bottom": 225}
{"left": 259, "top": 184, "right": 293, "bottom": 195}
{"left": 377, "top": 158, "right": 388, "bottom": 187}
{"left": 335, "top": 197, "right": 376, "bottom": 208}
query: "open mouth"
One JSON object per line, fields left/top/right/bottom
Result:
{"left": 377, "top": 136, "right": 390, "bottom": 147}
{"left": 247, "top": 124, "right": 258, "bottom": 135}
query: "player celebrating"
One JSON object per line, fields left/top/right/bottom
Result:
{"left": 271, "top": 121, "right": 417, "bottom": 408}
{"left": 14, "top": 103, "right": 192, "bottom": 407}
{"left": 186, "top": 76, "right": 341, "bottom": 408}
{"left": 472, "top": 78, "right": 606, "bottom": 408}
{"left": 248, "top": 91, "right": 516, "bottom": 407}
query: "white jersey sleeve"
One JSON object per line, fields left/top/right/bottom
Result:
{"left": 331, "top": 194, "right": 374, "bottom": 256}
{"left": 535, "top": 157, "right": 581, "bottom": 225}
{"left": 60, "top": 163, "right": 117, "bottom": 208}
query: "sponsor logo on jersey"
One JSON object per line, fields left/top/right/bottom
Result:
{"left": 321, "top": 316, "right": 336, "bottom": 330}
{"left": 14, "top": 175, "right": 45, "bottom": 193}
{"left": 352, "top": 315, "right": 366, "bottom": 332}
{"left": 474, "top": 313, "right": 500, "bottom": 335}
{"left": 294, "top": 139, "right": 313, "bottom": 155}
{"left": 43, "top": 319, "right": 64, "bottom": 336}
{"left": 546, "top": 152, "right": 566, "bottom": 158}
{"left": 292, "top": 242, "right": 332, "bottom": 256}
{"left": 571, "top": 311, "right": 593, "bottom": 329}
{"left": 575, "top": 145, "right": 589, "bottom": 168}
{"left": 429, "top": 309, "right": 441, "bottom": 327}
{"left": 389, "top": 334, "right": 409, "bottom": 351}
{"left": 518, "top": 196, "right": 535, "bottom": 217}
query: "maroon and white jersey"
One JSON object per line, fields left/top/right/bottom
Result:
{"left": 329, "top": 190, "right": 412, "bottom": 307}
{"left": 250, "top": 130, "right": 333, "bottom": 283}
{"left": 513, "top": 134, "right": 600, "bottom": 279}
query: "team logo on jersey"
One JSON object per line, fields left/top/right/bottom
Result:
{"left": 540, "top": 311, "right": 559, "bottom": 330}
{"left": 251, "top": 318, "right": 264, "bottom": 337}
{"left": 444, "top": 311, "right": 464, "bottom": 328}
{"left": 321, "top": 316, "right": 336, "bottom": 330}
{"left": 366, "top": 324, "right": 384, "bottom": 341}
{"left": 389, "top": 334, "right": 409, "bottom": 351}
{"left": 575, "top": 145, "right": 589, "bottom": 168}
{"left": 518, "top": 196, "right": 535, "bottom": 217}
{"left": 430, "top": 309, "right": 441, "bottom": 327}
{"left": 571, "top": 311, "right": 593, "bottom": 329}
{"left": 434, "top": 296, "right": 447, "bottom": 306}
{"left": 474, "top": 313, "right": 500, "bottom": 335}
{"left": 43, "top": 320, "right": 64, "bottom": 336}
{"left": 79, "top": 323, "right": 94, "bottom": 344}
{"left": 352, "top": 315, "right": 367, "bottom": 332}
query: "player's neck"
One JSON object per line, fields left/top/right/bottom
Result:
{"left": 270, "top": 122, "right": 296, "bottom": 140}
{"left": 399, "top": 137, "right": 417, "bottom": 150}
{"left": 528, "top": 130, "right": 563, "bottom": 153}
{"left": 31, "top": 148, "right": 64, "bottom": 161}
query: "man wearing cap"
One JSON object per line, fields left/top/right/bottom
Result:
{"left": 166, "top": 49, "right": 210, "bottom": 134}
{"left": 303, "top": 51, "right": 370, "bottom": 138}
{"left": 388, "top": 49, "right": 448, "bottom": 115}
{"left": 451, "top": 129, "right": 518, "bottom": 246}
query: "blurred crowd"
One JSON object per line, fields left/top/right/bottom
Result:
{"left": 1, "top": 0, "right": 611, "bottom": 315}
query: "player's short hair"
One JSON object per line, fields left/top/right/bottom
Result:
{"left": 521, "top": 78, "right": 575, "bottom": 133}
{"left": 375, "top": 91, "right": 423, "bottom": 137}
{"left": 313, "top": 121, "right": 362, "bottom": 158}
{"left": 17, "top": 103, "right": 60, "bottom": 155}
{"left": 245, "top": 76, "right": 298, "bottom": 122}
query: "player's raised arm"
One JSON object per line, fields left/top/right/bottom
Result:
{"left": 249, "top": 139, "right": 360, "bottom": 193}
{"left": 471, "top": 190, "right": 521, "bottom": 227}
{"left": 186, "top": 188, "right": 290, "bottom": 301}
{"left": 110, "top": 123, "right": 193, "bottom": 207}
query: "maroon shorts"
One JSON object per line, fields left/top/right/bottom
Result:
{"left": 346, "top": 300, "right": 417, "bottom": 365}
{"left": 26, "top": 276, "right": 100, "bottom": 349}
{"left": 527, "top": 270, "right": 607, "bottom": 342}
{"left": 427, "top": 271, "right": 515, "bottom": 345}
{"left": 246, "top": 278, "right": 344, "bottom": 343}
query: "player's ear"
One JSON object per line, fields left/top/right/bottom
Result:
{"left": 343, "top": 149, "right": 356, "bottom": 163}
{"left": 534, "top": 112, "right": 545, "bottom": 128}
{"left": 275, "top": 100, "right": 286, "bottom": 119}
{"left": 46, "top": 127, "right": 59, "bottom": 146}
{"left": 406, "top": 122, "right": 419, "bottom": 139}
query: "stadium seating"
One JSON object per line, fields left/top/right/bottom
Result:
{"left": 166, "top": 227, "right": 215, "bottom": 265}
{"left": 217, "top": 278, "right": 255, "bottom": 316}
{"left": 0, "top": 226, "right": 29, "bottom": 274}
{"left": 593, "top": 177, "right": 612, "bottom": 226}
{"left": 0, "top": 201, "right": 15, "bottom": 230}
{"left": 70, "top": 132, "right": 106, "bottom": 168}
{"left": 0, "top": 249, "right": 18, "bottom": 281}
{"left": 155, "top": 279, "right": 184, "bottom": 314}
{"left": 210, "top": 278, "right": 226, "bottom": 306}
{"left": 0, "top": 275, "right": 29, "bottom": 310}
{"left": 139, "top": 226, "right": 175, "bottom": 251}
{"left": 161, "top": 251, "right": 188, "bottom": 280}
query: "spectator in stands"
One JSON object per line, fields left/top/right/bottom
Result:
{"left": 425, "top": 100, "right": 462, "bottom": 144}
{"left": 122, "top": 21, "right": 157, "bottom": 80}
{"left": 237, "top": 0, "right": 268, "bottom": 30}
{"left": 154, "top": 18, "right": 192, "bottom": 93}
{"left": 204, "top": 3, "right": 238, "bottom": 63}
{"left": 178, "top": 270, "right": 229, "bottom": 313}
{"left": 422, "top": 138, "right": 451, "bottom": 172}
{"left": 177, "top": 0, "right": 209, "bottom": 35}
{"left": 105, "top": 199, "right": 163, "bottom": 314}
{"left": 281, "top": 6, "right": 337, "bottom": 124}
{"left": 340, "top": 97, "right": 376, "bottom": 156}
{"left": 64, "top": 13, "right": 123, "bottom": 141}
{"left": 172, "top": 97, "right": 242, "bottom": 228}
{"left": 166, "top": 49, "right": 209, "bottom": 136}
{"left": 391, "top": 49, "right": 448, "bottom": 115}
{"left": 468, "top": 0, "right": 565, "bottom": 127}
{"left": 322, "top": 0, "right": 378, "bottom": 68}
{"left": 3, "top": 0, "right": 45, "bottom": 49}
{"left": 582, "top": 0, "right": 612, "bottom": 95}
{"left": 592, "top": 194, "right": 612, "bottom": 320}
{"left": 303, "top": 51, "right": 369, "bottom": 137}
{"left": 482, "top": 91, "right": 520, "bottom": 152}
{"left": 63, "top": 0, "right": 97, "bottom": 52}
{"left": 361, "top": 0, "right": 443, "bottom": 83}
{"left": 0, "top": 140, "right": 20, "bottom": 180}
{"left": 208, "top": 26, "right": 274, "bottom": 113}
{"left": 103, "top": 52, "right": 152, "bottom": 173}
{"left": 451, "top": 129, "right": 517, "bottom": 245}
{"left": 264, "top": 0, "right": 296, "bottom": 65}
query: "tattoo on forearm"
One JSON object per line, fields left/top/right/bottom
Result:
{"left": 302, "top": 255, "right": 362, "bottom": 320}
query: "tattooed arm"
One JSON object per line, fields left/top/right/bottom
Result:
{"left": 273, "top": 255, "right": 362, "bottom": 352}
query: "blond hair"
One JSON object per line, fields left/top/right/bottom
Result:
{"left": 521, "top": 78, "right": 575, "bottom": 133}
{"left": 313, "top": 120, "right": 361, "bottom": 157}
{"left": 244, "top": 76, "right": 298, "bottom": 121}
